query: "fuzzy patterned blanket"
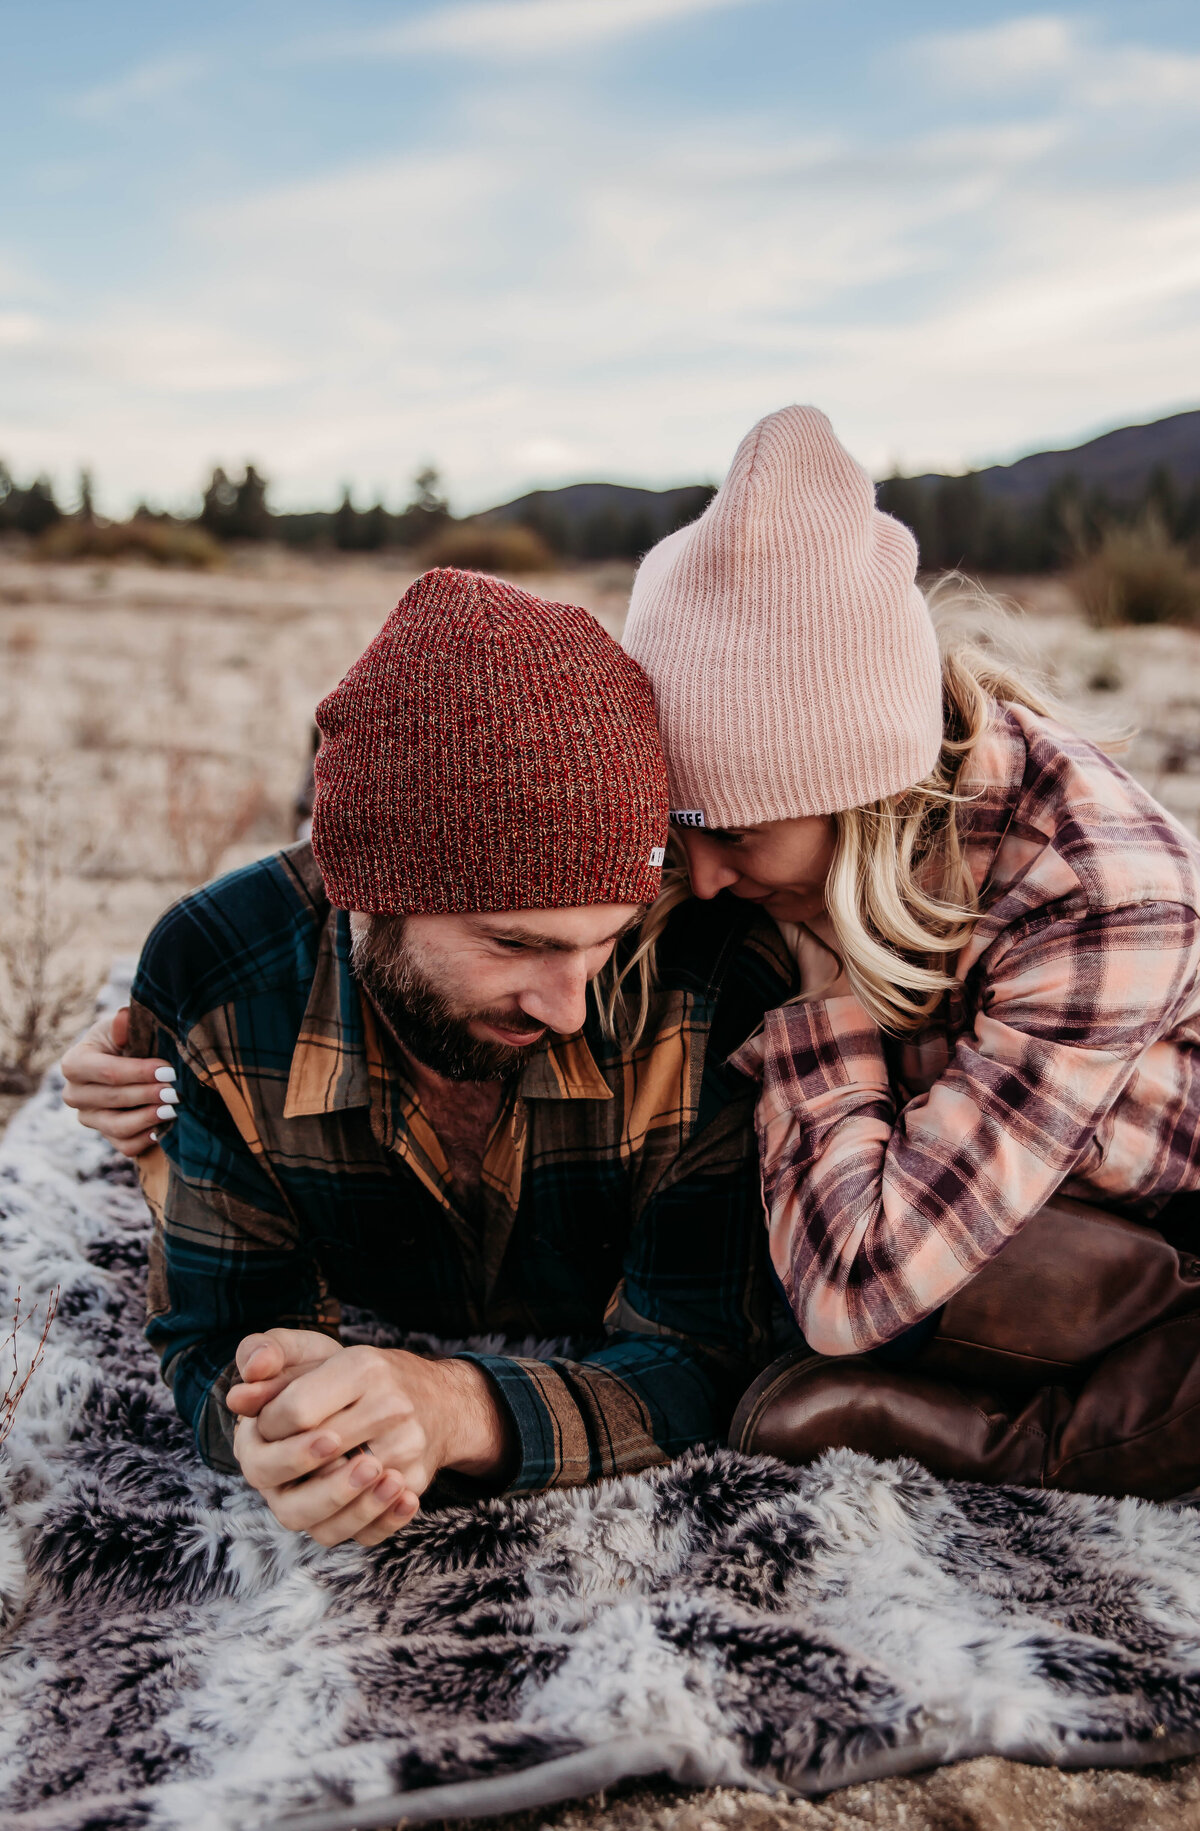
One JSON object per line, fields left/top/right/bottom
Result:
{"left": 6, "top": 1076, "right": 1200, "bottom": 1831}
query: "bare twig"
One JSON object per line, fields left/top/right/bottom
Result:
{"left": 0, "top": 1285, "right": 60, "bottom": 1449}
{"left": 163, "top": 749, "right": 268, "bottom": 886}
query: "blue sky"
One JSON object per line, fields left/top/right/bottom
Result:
{"left": 4, "top": 0, "right": 1200, "bottom": 514}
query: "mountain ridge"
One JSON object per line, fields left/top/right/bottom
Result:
{"left": 483, "top": 407, "right": 1200, "bottom": 534}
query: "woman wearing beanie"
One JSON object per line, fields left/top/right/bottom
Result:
{"left": 623, "top": 405, "right": 1200, "bottom": 1500}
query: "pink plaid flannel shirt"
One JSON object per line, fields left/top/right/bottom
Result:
{"left": 732, "top": 704, "right": 1200, "bottom": 1354}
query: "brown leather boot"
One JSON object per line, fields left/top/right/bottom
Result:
{"left": 917, "top": 1191, "right": 1200, "bottom": 1391}
{"left": 730, "top": 1350, "right": 1056, "bottom": 1488}
{"left": 731, "top": 1192, "right": 1200, "bottom": 1498}
{"left": 731, "top": 1318, "right": 1200, "bottom": 1500}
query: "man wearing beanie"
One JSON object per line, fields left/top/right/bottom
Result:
{"left": 70, "top": 569, "right": 794, "bottom": 1547}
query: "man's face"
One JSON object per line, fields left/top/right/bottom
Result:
{"left": 348, "top": 903, "right": 642, "bottom": 1081}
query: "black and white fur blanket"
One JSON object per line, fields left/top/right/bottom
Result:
{"left": 6, "top": 1074, "right": 1200, "bottom": 1831}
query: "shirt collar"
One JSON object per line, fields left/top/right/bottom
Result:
{"left": 284, "top": 907, "right": 612, "bottom": 1120}
{"left": 283, "top": 908, "right": 372, "bottom": 1119}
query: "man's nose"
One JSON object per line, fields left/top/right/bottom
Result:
{"left": 684, "top": 839, "right": 739, "bottom": 901}
{"left": 520, "top": 957, "right": 591, "bottom": 1036}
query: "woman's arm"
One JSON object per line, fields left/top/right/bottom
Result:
{"left": 61, "top": 1007, "right": 176, "bottom": 1156}
{"left": 738, "top": 901, "right": 1200, "bottom": 1354}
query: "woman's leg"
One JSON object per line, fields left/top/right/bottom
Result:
{"left": 733, "top": 1192, "right": 1200, "bottom": 1499}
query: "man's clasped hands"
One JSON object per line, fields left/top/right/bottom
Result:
{"left": 229, "top": 1330, "right": 512, "bottom": 1546}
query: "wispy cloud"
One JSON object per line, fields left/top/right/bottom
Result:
{"left": 67, "top": 53, "right": 208, "bottom": 123}
{"left": 0, "top": 312, "right": 43, "bottom": 350}
{"left": 917, "top": 14, "right": 1078, "bottom": 86}
{"left": 36, "top": 91, "right": 1193, "bottom": 503}
{"left": 917, "top": 13, "right": 1200, "bottom": 109}
{"left": 6, "top": 6, "right": 1200, "bottom": 511}
{"left": 306, "top": 0, "right": 758, "bottom": 62}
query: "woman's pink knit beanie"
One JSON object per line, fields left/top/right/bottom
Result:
{"left": 623, "top": 405, "right": 943, "bottom": 824}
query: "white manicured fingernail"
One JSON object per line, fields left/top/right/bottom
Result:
{"left": 149, "top": 1129, "right": 158, "bottom": 1143}
{"left": 155, "top": 1066, "right": 177, "bottom": 1083}
{"left": 157, "top": 1087, "right": 179, "bottom": 1105}
{"left": 156, "top": 1105, "right": 177, "bottom": 1121}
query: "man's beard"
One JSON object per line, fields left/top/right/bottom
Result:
{"left": 349, "top": 914, "right": 549, "bottom": 1082}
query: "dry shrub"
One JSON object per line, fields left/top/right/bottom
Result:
{"left": 0, "top": 774, "right": 98, "bottom": 1095}
{"left": 73, "top": 704, "right": 117, "bottom": 751}
{"left": 38, "top": 517, "right": 222, "bottom": 570}
{"left": 416, "top": 519, "right": 554, "bottom": 575}
{"left": 7, "top": 623, "right": 38, "bottom": 658}
{"left": 1075, "top": 526, "right": 1200, "bottom": 628}
{"left": 1085, "top": 653, "right": 1125, "bottom": 693}
{"left": 164, "top": 750, "right": 269, "bottom": 885}
{"left": 1, "top": 1286, "right": 60, "bottom": 1449}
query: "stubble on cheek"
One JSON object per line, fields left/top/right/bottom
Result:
{"left": 348, "top": 916, "right": 546, "bottom": 1082}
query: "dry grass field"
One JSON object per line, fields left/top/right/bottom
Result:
{"left": 6, "top": 546, "right": 1200, "bottom": 1829}
{"left": 0, "top": 547, "right": 634, "bottom": 1116}
{"left": 4, "top": 546, "right": 1200, "bottom": 1107}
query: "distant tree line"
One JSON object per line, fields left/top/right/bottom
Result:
{"left": 508, "top": 486, "right": 718, "bottom": 561}
{"left": 4, "top": 456, "right": 1199, "bottom": 571}
{"left": 876, "top": 464, "right": 1200, "bottom": 573}
{"left": 197, "top": 464, "right": 454, "bottom": 552}
{"left": 0, "top": 463, "right": 67, "bottom": 536}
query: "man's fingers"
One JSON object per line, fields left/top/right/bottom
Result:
{"left": 235, "top": 1327, "right": 340, "bottom": 1382}
{"left": 275, "top": 1457, "right": 389, "bottom": 1532}
{"left": 226, "top": 1373, "right": 295, "bottom": 1415}
{"left": 353, "top": 1489, "right": 421, "bottom": 1547}
{"left": 305, "top": 1403, "right": 427, "bottom": 1479}
{"left": 268, "top": 1455, "right": 397, "bottom": 1532}
{"left": 256, "top": 1346, "right": 389, "bottom": 1443}
{"left": 233, "top": 1414, "right": 349, "bottom": 1491}
{"left": 306, "top": 1473, "right": 414, "bottom": 1548}
{"left": 235, "top": 1334, "right": 286, "bottom": 1382}
{"left": 227, "top": 1353, "right": 336, "bottom": 1416}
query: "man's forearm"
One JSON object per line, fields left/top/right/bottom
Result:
{"left": 432, "top": 1356, "right": 514, "bottom": 1480}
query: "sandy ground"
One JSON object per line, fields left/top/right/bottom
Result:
{"left": 5, "top": 547, "right": 1200, "bottom": 1828}
{"left": 462, "top": 1754, "right": 1200, "bottom": 1831}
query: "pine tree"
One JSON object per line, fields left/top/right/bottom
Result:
{"left": 232, "top": 465, "right": 270, "bottom": 540}
{"left": 333, "top": 488, "right": 361, "bottom": 551}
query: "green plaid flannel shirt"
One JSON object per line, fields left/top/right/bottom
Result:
{"left": 129, "top": 841, "right": 796, "bottom": 1489}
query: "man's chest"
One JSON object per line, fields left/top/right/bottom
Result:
{"left": 270, "top": 1104, "right": 631, "bottom": 1335}
{"left": 404, "top": 1069, "right": 503, "bottom": 1219}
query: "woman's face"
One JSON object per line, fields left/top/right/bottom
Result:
{"left": 677, "top": 815, "right": 837, "bottom": 925}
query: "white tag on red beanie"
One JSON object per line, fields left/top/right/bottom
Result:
{"left": 649, "top": 846, "right": 666, "bottom": 868}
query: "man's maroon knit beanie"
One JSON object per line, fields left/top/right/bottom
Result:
{"left": 310, "top": 568, "right": 669, "bottom": 914}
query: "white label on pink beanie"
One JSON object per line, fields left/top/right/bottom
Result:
{"left": 669, "top": 809, "right": 707, "bottom": 828}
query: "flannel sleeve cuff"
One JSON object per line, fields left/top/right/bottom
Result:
{"left": 754, "top": 995, "right": 889, "bottom": 1106}
{"left": 456, "top": 1353, "right": 592, "bottom": 1495}
{"left": 196, "top": 1358, "right": 241, "bottom": 1474}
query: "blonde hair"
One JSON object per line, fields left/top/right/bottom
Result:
{"left": 601, "top": 576, "right": 1081, "bottom": 1044}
